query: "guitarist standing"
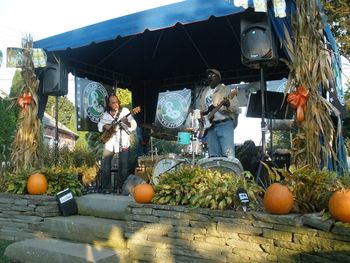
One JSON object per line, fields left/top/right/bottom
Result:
{"left": 98, "top": 95, "right": 137, "bottom": 194}
{"left": 198, "top": 69, "right": 240, "bottom": 158}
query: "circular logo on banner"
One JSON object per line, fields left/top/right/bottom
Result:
{"left": 83, "top": 82, "right": 108, "bottom": 123}
{"left": 156, "top": 92, "right": 188, "bottom": 128}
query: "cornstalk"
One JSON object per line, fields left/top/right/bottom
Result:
{"left": 283, "top": 0, "right": 338, "bottom": 169}
{"left": 11, "top": 38, "right": 41, "bottom": 173}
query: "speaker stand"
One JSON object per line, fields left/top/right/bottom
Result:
{"left": 255, "top": 66, "right": 270, "bottom": 189}
{"left": 260, "top": 66, "right": 267, "bottom": 155}
{"left": 54, "top": 96, "right": 59, "bottom": 165}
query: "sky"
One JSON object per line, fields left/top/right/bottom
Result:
{"left": 0, "top": 0, "right": 183, "bottom": 95}
{"left": 0, "top": 0, "right": 349, "bottom": 146}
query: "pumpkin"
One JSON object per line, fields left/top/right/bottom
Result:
{"left": 264, "top": 183, "right": 294, "bottom": 215}
{"left": 133, "top": 184, "right": 155, "bottom": 203}
{"left": 328, "top": 190, "right": 350, "bottom": 223}
{"left": 27, "top": 173, "right": 48, "bottom": 195}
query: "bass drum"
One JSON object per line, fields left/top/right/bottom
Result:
{"left": 152, "top": 157, "right": 184, "bottom": 185}
{"left": 197, "top": 157, "right": 243, "bottom": 175}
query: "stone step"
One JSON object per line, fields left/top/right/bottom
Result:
{"left": 43, "top": 215, "right": 127, "bottom": 249}
{"left": 76, "top": 194, "right": 135, "bottom": 220}
{"left": 4, "top": 238, "right": 130, "bottom": 263}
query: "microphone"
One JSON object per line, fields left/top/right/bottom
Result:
{"left": 236, "top": 188, "right": 250, "bottom": 212}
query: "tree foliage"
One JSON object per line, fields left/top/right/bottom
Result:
{"left": 45, "top": 96, "right": 74, "bottom": 127}
{"left": 0, "top": 70, "right": 22, "bottom": 160}
{"left": 116, "top": 88, "right": 132, "bottom": 108}
{"left": 344, "top": 86, "right": 350, "bottom": 140}
{"left": 0, "top": 99, "right": 18, "bottom": 159}
{"left": 9, "top": 70, "right": 23, "bottom": 98}
{"left": 321, "top": 0, "right": 350, "bottom": 59}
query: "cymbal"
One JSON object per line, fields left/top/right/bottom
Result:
{"left": 151, "top": 131, "right": 177, "bottom": 141}
{"left": 140, "top": 123, "right": 163, "bottom": 131}
{"left": 184, "top": 127, "right": 199, "bottom": 132}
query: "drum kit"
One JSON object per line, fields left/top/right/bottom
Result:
{"left": 139, "top": 111, "right": 244, "bottom": 185}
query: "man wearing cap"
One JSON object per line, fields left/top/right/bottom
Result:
{"left": 198, "top": 69, "right": 240, "bottom": 158}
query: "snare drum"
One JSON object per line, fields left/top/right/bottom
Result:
{"left": 197, "top": 157, "right": 243, "bottom": 175}
{"left": 152, "top": 157, "right": 184, "bottom": 185}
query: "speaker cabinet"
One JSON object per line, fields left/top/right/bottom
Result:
{"left": 241, "top": 12, "right": 278, "bottom": 68}
{"left": 41, "top": 59, "right": 68, "bottom": 96}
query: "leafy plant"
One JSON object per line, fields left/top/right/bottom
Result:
{"left": 2, "top": 167, "right": 83, "bottom": 196}
{"left": 264, "top": 164, "right": 344, "bottom": 213}
{"left": 5, "top": 170, "right": 30, "bottom": 194}
{"left": 152, "top": 166, "right": 263, "bottom": 210}
{"left": 42, "top": 166, "right": 83, "bottom": 196}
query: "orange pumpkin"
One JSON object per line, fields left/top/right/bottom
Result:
{"left": 133, "top": 184, "right": 155, "bottom": 203}
{"left": 328, "top": 190, "right": 350, "bottom": 223}
{"left": 27, "top": 173, "right": 48, "bottom": 195}
{"left": 264, "top": 183, "right": 294, "bottom": 214}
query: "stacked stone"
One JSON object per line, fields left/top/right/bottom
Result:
{"left": 0, "top": 193, "right": 59, "bottom": 241}
{"left": 126, "top": 204, "right": 350, "bottom": 263}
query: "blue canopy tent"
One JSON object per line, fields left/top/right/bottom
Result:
{"left": 34, "top": 0, "right": 347, "bottom": 173}
{"left": 34, "top": 0, "right": 292, "bottom": 122}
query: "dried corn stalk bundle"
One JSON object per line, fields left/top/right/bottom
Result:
{"left": 11, "top": 40, "right": 41, "bottom": 173}
{"left": 282, "top": 0, "right": 339, "bottom": 169}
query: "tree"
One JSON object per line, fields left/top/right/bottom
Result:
{"left": 321, "top": 0, "right": 350, "bottom": 59}
{"left": 343, "top": 85, "right": 350, "bottom": 139}
{"left": 9, "top": 70, "right": 23, "bottom": 98}
{"left": 0, "top": 70, "right": 22, "bottom": 161}
{"left": 0, "top": 99, "right": 18, "bottom": 160}
{"left": 45, "top": 96, "right": 74, "bottom": 127}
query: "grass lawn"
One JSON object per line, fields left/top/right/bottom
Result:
{"left": 0, "top": 240, "right": 13, "bottom": 263}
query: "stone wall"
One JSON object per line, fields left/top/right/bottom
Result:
{"left": 0, "top": 193, "right": 60, "bottom": 241}
{"left": 126, "top": 204, "right": 350, "bottom": 263}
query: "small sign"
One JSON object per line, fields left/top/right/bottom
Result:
{"left": 31, "top": 48, "right": 47, "bottom": 68}
{"left": 7, "top": 47, "right": 24, "bottom": 68}
{"left": 56, "top": 188, "right": 78, "bottom": 216}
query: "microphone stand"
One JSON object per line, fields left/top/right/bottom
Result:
{"left": 114, "top": 117, "right": 131, "bottom": 192}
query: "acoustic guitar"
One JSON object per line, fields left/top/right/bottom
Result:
{"left": 100, "top": 106, "right": 141, "bottom": 144}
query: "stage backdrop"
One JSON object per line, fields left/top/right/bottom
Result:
{"left": 75, "top": 77, "right": 109, "bottom": 131}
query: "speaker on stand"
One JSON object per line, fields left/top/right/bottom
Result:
{"left": 241, "top": 11, "right": 278, "bottom": 68}
{"left": 240, "top": 11, "right": 279, "bottom": 188}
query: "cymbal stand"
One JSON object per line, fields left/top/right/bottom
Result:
{"left": 149, "top": 129, "right": 158, "bottom": 162}
{"left": 189, "top": 112, "right": 201, "bottom": 166}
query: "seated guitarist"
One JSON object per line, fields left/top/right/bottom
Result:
{"left": 198, "top": 69, "right": 240, "bottom": 158}
{"left": 97, "top": 95, "right": 137, "bottom": 194}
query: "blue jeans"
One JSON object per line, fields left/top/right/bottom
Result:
{"left": 206, "top": 119, "right": 235, "bottom": 158}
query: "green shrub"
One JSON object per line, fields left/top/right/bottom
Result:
{"left": 152, "top": 166, "right": 263, "bottom": 210}
{"left": 39, "top": 144, "right": 97, "bottom": 169}
{"left": 3, "top": 167, "right": 83, "bottom": 196}
{"left": 265, "top": 165, "right": 349, "bottom": 213}
{"left": 42, "top": 166, "right": 83, "bottom": 196}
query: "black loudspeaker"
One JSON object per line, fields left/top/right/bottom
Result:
{"left": 56, "top": 188, "right": 78, "bottom": 216}
{"left": 241, "top": 12, "right": 278, "bottom": 68}
{"left": 42, "top": 59, "right": 68, "bottom": 96}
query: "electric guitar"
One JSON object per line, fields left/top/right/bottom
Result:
{"left": 100, "top": 106, "right": 141, "bottom": 144}
{"left": 199, "top": 89, "right": 238, "bottom": 137}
